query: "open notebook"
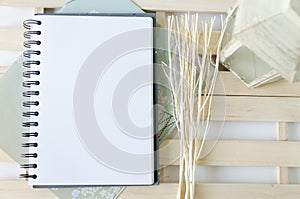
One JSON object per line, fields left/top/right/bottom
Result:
{"left": 21, "top": 14, "right": 157, "bottom": 187}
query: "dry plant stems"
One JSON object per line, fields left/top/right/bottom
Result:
{"left": 163, "top": 13, "right": 227, "bottom": 199}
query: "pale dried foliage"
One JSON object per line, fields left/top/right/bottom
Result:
{"left": 163, "top": 13, "right": 227, "bottom": 199}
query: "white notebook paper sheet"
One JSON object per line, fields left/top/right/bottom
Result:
{"left": 26, "top": 15, "right": 155, "bottom": 186}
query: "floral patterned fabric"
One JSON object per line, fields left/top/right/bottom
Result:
{"left": 51, "top": 187, "right": 125, "bottom": 199}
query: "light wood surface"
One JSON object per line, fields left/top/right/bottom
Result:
{"left": 216, "top": 72, "right": 300, "bottom": 97}
{"left": 34, "top": 7, "right": 45, "bottom": 14}
{"left": 160, "top": 140, "right": 300, "bottom": 167}
{"left": 0, "top": 181, "right": 58, "bottom": 199}
{"left": 120, "top": 183, "right": 300, "bottom": 199}
{"left": 0, "top": 0, "right": 66, "bottom": 7}
{"left": 208, "top": 96, "right": 300, "bottom": 122}
{"left": 277, "top": 122, "right": 289, "bottom": 184}
{"left": 0, "top": 26, "right": 24, "bottom": 51}
{"left": 132, "top": 0, "right": 237, "bottom": 12}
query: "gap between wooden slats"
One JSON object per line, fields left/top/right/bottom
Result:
{"left": 0, "top": 26, "right": 23, "bottom": 51}
{"left": 132, "top": 0, "right": 237, "bottom": 13}
{"left": 0, "top": 0, "right": 66, "bottom": 7}
{"left": 160, "top": 140, "right": 300, "bottom": 167}
{"left": 120, "top": 183, "right": 300, "bottom": 199}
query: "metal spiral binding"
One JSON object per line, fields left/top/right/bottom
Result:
{"left": 20, "top": 19, "right": 42, "bottom": 180}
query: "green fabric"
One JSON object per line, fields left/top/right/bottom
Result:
{"left": 0, "top": 57, "right": 24, "bottom": 164}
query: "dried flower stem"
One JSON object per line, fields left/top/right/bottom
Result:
{"left": 163, "top": 13, "right": 227, "bottom": 199}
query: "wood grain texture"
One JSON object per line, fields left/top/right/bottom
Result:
{"left": 277, "top": 122, "right": 289, "bottom": 184}
{"left": 209, "top": 96, "right": 300, "bottom": 122}
{"left": 0, "top": 26, "right": 24, "bottom": 51}
{"left": 120, "top": 183, "right": 300, "bottom": 199}
{"left": 160, "top": 140, "right": 300, "bottom": 167}
{"left": 0, "top": 181, "right": 58, "bottom": 199}
{"left": 0, "top": 0, "right": 66, "bottom": 7}
{"left": 216, "top": 72, "right": 300, "bottom": 97}
{"left": 132, "top": 0, "right": 237, "bottom": 12}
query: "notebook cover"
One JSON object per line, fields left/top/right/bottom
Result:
{"left": 22, "top": 14, "right": 157, "bottom": 186}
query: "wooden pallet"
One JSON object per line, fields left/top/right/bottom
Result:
{"left": 1, "top": 0, "right": 300, "bottom": 199}
{"left": 120, "top": 2, "right": 300, "bottom": 198}
{"left": 118, "top": 70, "right": 300, "bottom": 198}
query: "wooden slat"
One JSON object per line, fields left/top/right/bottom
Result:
{"left": 0, "top": 0, "right": 66, "bottom": 7}
{"left": 160, "top": 140, "right": 300, "bottom": 167}
{"left": 209, "top": 96, "right": 300, "bottom": 122}
{"left": 215, "top": 72, "right": 300, "bottom": 97}
{"left": 0, "top": 26, "right": 23, "bottom": 51}
{"left": 34, "top": 7, "right": 45, "bottom": 14}
{"left": 132, "top": 0, "right": 237, "bottom": 12}
{"left": 120, "top": 183, "right": 300, "bottom": 199}
{"left": 277, "top": 122, "right": 289, "bottom": 184}
{"left": 156, "top": 17, "right": 221, "bottom": 53}
{"left": 0, "top": 181, "right": 58, "bottom": 199}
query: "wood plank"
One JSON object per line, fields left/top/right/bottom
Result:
{"left": 209, "top": 96, "right": 300, "bottom": 122}
{"left": 215, "top": 72, "right": 300, "bottom": 97}
{"left": 132, "top": 0, "right": 237, "bottom": 12}
{"left": 160, "top": 165, "right": 179, "bottom": 183}
{"left": 160, "top": 140, "right": 300, "bottom": 167}
{"left": 277, "top": 122, "right": 289, "bottom": 184}
{"left": 156, "top": 12, "right": 167, "bottom": 27}
{"left": 34, "top": 7, "right": 45, "bottom": 14}
{"left": 0, "top": 181, "right": 58, "bottom": 199}
{"left": 0, "top": 26, "right": 23, "bottom": 51}
{"left": 120, "top": 183, "right": 300, "bottom": 199}
{"left": 0, "top": 0, "right": 66, "bottom": 7}
{"left": 156, "top": 16, "right": 221, "bottom": 53}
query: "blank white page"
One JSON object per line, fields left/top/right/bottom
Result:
{"left": 26, "top": 15, "right": 154, "bottom": 186}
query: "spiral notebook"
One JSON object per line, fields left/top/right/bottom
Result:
{"left": 21, "top": 14, "right": 157, "bottom": 187}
